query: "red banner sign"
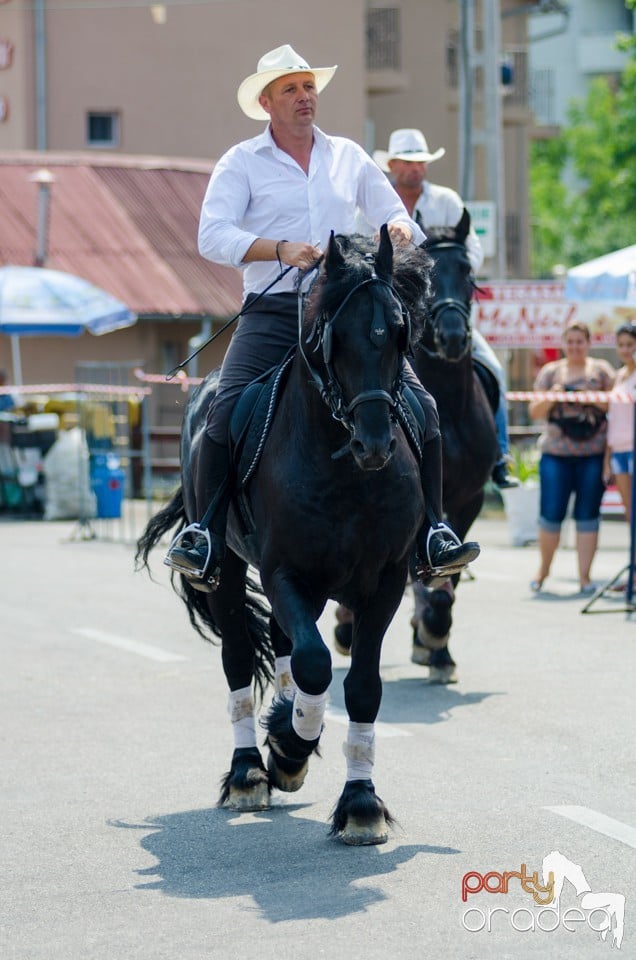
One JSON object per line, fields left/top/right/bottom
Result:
{"left": 473, "top": 281, "right": 636, "bottom": 347}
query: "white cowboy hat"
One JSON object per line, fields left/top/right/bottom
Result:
{"left": 237, "top": 44, "right": 338, "bottom": 121}
{"left": 372, "top": 128, "right": 445, "bottom": 171}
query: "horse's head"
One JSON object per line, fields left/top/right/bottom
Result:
{"left": 418, "top": 207, "right": 475, "bottom": 362}
{"left": 302, "top": 226, "right": 413, "bottom": 471}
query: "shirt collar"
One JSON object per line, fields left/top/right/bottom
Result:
{"left": 252, "top": 123, "right": 333, "bottom": 156}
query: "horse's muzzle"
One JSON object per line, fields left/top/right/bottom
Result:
{"left": 436, "top": 330, "right": 470, "bottom": 362}
{"left": 349, "top": 433, "right": 397, "bottom": 471}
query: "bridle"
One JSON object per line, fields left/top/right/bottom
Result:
{"left": 421, "top": 240, "right": 473, "bottom": 360}
{"left": 298, "top": 264, "right": 410, "bottom": 435}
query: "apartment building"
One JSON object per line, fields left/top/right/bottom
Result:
{"left": 529, "top": 0, "right": 634, "bottom": 129}
{"left": 0, "top": 0, "right": 534, "bottom": 278}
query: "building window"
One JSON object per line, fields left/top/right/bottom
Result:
{"left": 86, "top": 111, "right": 119, "bottom": 148}
{"left": 367, "top": 7, "right": 401, "bottom": 71}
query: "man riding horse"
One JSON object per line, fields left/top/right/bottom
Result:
{"left": 164, "top": 44, "right": 480, "bottom": 589}
{"left": 369, "top": 127, "right": 518, "bottom": 490}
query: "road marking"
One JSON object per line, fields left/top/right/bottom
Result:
{"left": 325, "top": 705, "right": 411, "bottom": 737}
{"left": 545, "top": 805, "right": 636, "bottom": 849}
{"left": 71, "top": 628, "right": 186, "bottom": 663}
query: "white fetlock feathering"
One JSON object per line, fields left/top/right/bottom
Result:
{"left": 291, "top": 688, "right": 328, "bottom": 741}
{"left": 343, "top": 721, "right": 375, "bottom": 780}
{"left": 227, "top": 685, "right": 257, "bottom": 749}
{"left": 274, "top": 656, "right": 295, "bottom": 700}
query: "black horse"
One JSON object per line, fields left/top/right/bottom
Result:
{"left": 409, "top": 209, "right": 499, "bottom": 681}
{"left": 136, "top": 229, "right": 429, "bottom": 844}
{"left": 334, "top": 210, "right": 498, "bottom": 681}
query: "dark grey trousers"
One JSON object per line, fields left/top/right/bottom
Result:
{"left": 205, "top": 292, "right": 439, "bottom": 444}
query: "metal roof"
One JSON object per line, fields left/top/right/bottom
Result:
{"left": 0, "top": 151, "right": 243, "bottom": 317}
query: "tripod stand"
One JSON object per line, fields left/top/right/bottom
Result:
{"left": 582, "top": 395, "right": 636, "bottom": 616}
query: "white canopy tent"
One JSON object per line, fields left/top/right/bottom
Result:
{"left": 565, "top": 245, "right": 636, "bottom": 304}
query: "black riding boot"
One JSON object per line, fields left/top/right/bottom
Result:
{"left": 492, "top": 458, "right": 519, "bottom": 489}
{"left": 164, "top": 435, "right": 231, "bottom": 589}
{"left": 415, "top": 433, "right": 480, "bottom": 585}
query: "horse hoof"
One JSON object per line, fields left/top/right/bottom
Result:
{"left": 218, "top": 747, "right": 271, "bottom": 811}
{"left": 329, "top": 779, "right": 394, "bottom": 845}
{"left": 334, "top": 622, "right": 353, "bottom": 657}
{"left": 428, "top": 664, "right": 458, "bottom": 684}
{"left": 267, "top": 749, "right": 309, "bottom": 793}
{"left": 340, "top": 816, "right": 388, "bottom": 846}
{"left": 224, "top": 780, "right": 271, "bottom": 812}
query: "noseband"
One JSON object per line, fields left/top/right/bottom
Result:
{"left": 299, "top": 268, "right": 409, "bottom": 434}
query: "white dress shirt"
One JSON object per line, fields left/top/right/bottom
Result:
{"left": 198, "top": 125, "right": 424, "bottom": 296}
{"left": 414, "top": 181, "right": 484, "bottom": 274}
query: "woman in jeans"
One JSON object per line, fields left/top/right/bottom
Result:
{"left": 603, "top": 323, "right": 636, "bottom": 522}
{"left": 528, "top": 322, "right": 615, "bottom": 595}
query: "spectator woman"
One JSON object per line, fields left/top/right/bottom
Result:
{"left": 603, "top": 322, "right": 636, "bottom": 522}
{"left": 528, "top": 322, "right": 615, "bottom": 595}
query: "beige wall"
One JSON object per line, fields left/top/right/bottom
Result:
{"left": 0, "top": 3, "right": 34, "bottom": 149}
{"left": 0, "top": 318, "right": 232, "bottom": 391}
{"left": 3, "top": 0, "right": 366, "bottom": 158}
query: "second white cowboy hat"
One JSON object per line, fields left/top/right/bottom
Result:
{"left": 237, "top": 44, "right": 338, "bottom": 121}
{"left": 372, "top": 128, "right": 445, "bottom": 171}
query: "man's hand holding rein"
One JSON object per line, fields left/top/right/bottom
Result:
{"left": 243, "top": 237, "right": 323, "bottom": 272}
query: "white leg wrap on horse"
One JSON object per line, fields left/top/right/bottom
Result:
{"left": 227, "top": 685, "right": 257, "bottom": 749}
{"left": 274, "top": 656, "right": 295, "bottom": 700}
{"left": 343, "top": 722, "right": 375, "bottom": 781}
{"left": 291, "top": 688, "right": 328, "bottom": 741}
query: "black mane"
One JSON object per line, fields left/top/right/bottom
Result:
{"left": 305, "top": 233, "right": 433, "bottom": 340}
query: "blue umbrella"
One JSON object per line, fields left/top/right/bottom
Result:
{"left": 565, "top": 244, "right": 636, "bottom": 303}
{"left": 0, "top": 265, "right": 137, "bottom": 384}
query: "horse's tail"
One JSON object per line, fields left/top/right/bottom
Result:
{"left": 134, "top": 486, "right": 274, "bottom": 698}
{"left": 134, "top": 486, "right": 186, "bottom": 572}
{"left": 177, "top": 570, "right": 275, "bottom": 702}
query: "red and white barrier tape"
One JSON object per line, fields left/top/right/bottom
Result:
{"left": 2, "top": 382, "right": 629, "bottom": 404}
{"left": 133, "top": 367, "right": 203, "bottom": 392}
{"left": 0, "top": 382, "right": 151, "bottom": 397}
{"left": 506, "top": 390, "right": 632, "bottom": 403}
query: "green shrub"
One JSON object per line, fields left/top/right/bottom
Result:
{"left": 508, "top": 444, "right": 540, "bottom": 483}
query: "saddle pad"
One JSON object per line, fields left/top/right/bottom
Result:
{"left": 229, "top": 353, "right": 294, "bottom": 489}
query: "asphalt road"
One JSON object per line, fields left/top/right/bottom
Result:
{"left": 1, "top": 507, "right": 634, "bottom": 960}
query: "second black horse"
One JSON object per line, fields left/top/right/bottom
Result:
{"left": 335, "top": 209, "right": 499, "bottom": 682}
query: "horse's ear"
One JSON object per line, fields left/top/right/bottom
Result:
{"left": 376, "top": 224, "right": 393, "bottom": 280}
{"left": 456, "top": 207, "right": 471, "bottom": 242}
{"left": 325, "top": 230, "right": 345, "bottom": 275}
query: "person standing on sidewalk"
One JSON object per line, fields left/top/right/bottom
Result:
{"left": 529, "top": 321, "right": 614, "bottom": 595}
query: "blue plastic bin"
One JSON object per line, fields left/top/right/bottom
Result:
{"left": 90, "top": 454, "right": 125, "bottom": 519}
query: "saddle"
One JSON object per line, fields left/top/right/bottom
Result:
{"left": 229, "top": 351, "right": 295, "bottom": 489}
{"left": 473, "top": 359, "right": 499, "bottom": 414}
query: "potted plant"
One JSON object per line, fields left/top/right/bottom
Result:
{"left": 499, "top": 444, "right": 540, "bottom": 546}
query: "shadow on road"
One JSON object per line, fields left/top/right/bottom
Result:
{"left": 111, "top": 805, "right": 459, "bottom": 919}
{"left": 329, "top": 666, "right": 503, "bottom": 725}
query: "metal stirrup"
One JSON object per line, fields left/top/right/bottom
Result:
{"left": 425, "top": 521, "right": 462, "bottom": 566}
{"left": 164, "top": 523, "right": 213, "bottom": 581}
